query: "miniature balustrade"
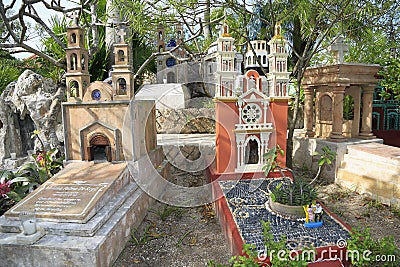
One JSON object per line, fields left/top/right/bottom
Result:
{"left": 235, "top": 123, "right": 273, "bottom": 131}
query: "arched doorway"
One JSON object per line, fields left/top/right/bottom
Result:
{"left": 167, "top": 72, "right": 176, "bottom": 83}
{"left": 245, "top": 139, "right": 259, "bottom": 164}
{"left": 87, "top": 134, "right": 112, "bottom": 161}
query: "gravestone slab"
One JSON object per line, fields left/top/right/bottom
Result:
{"left": 5, "top": 162, "right": 128, "bottom": 223}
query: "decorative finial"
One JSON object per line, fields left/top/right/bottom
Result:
{"left": 328, "top": 37, "right": 349, "bottom": 64}
{"left": 117, "top": 27, "right": 127, "bottom": 43}
{"left": 274, "top": 22, "right": 281, "bottom": 37}
{"left": 70, "top": 11, "right": 80, "bottom": 27}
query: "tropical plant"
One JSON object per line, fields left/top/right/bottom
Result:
{"left": 309, "top": 146, "right": 336, "bottom": 184}
{"left": 0, "top": 50, "right": 23, "bottom": 94}
{"left": 262, "top": 145, "right": 285, "bottom": 176}
{"left": 270, "top": 178, "right": 317, "bottom": 206}
{"left": 347, "top": 227, "right": 400, "bottom": 267}
{"left": 379, "top": 58, "right": 400, "bottom": 100}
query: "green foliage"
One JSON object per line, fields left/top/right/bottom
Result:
{"left": 0, "top": 50, "right": 23, "bottom": 94}
{"left": 150, "top": 205, "right": 186, "bottom": 221}
{"left": 262, "top": 145, "right": 284, "bottom": 176}
{"left": 228, "top": 244, "right": 260, "bottom": 267}
{"left": 312, "top": 146, "right": 336, "bottom": 167}
{"left": 347, "top": 227, "right": 400, "bottom": 267}
{"left": 343, "top": 95, "right": 354, "bottom": 120}
{"left": 262, "top": 221, "right": 309, "bottom": 266}
{"left": 380, "top": 58, "right": 400, "bottom": 100}
{"left": 130, "top": 224, "right": 162, "bottom": 246}
{"left": 88, "top": 29, "right": 109, "bottom": 82}
{"left": 271, "top": 178, "right": 317, "bottom": 206}
{"left": 0, "top": 131, "right": 63, "bottom": 208}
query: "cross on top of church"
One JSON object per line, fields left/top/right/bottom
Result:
{"left": 70, "top": 11, "right": 80, "bottom": 26}
{"left": 117, "top": 28, "right": 126, "bottom": 43}
{"left": 328, "top": 37, "right": 349, "bottom": 64}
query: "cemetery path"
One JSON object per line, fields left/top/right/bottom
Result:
{"left": 113, "top": 167, "right": 231, "bottom": 267}
{"left": 318, "top": 183, "right": 400, "bottom": 247}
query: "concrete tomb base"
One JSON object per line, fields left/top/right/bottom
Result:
{"left": 337, "top": 142, "right": 400, "bottom": 207}
{"left": 0, "top": 149, "right": 167, "bottom": 267}
{"left": 292, "top": 132, "right": 383, "bottom": 183}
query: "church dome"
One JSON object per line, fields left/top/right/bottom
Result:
{"left": 166, "top": 38, "right": 177, "bottom": 47}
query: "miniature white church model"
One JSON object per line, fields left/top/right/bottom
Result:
{"left": 214, "top": 22, "right": 291, "bottom": 174}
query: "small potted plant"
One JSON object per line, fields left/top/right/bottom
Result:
{"left": 268, "top": 178, "right": 318, "bottom": 218}
{"left": 262, "top": 146, "right": 318, "bottom": 218}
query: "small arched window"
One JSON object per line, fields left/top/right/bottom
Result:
{"left": 81, "top": 55, "right": 86, "bottom": 71}
{"left": 69, "top": 80, "right": 79, "bottom": 97}
{"left": 117, "top": 50, "right": 125, "bottom": 62}
{"left": 263, "top": 55, "right": 267, "bottom": 65}
{"left": 71, "top": 33, "right": 77, "bottom": 44}
{"left": 70, "top": 53, "right": 78, "bottom": 70}
{"left": 117, "top": 78, "right": 127, "bottom": 95}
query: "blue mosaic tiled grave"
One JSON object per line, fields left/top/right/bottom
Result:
{"left": 219, "top": 178, "right": 351, "bottom": 253}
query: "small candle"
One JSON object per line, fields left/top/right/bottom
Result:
{"left": 22, "top": 220, "right": 37, "bottom": 235}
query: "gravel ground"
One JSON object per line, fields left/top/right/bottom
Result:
{"left": 114, "top": 167, "right": 400, "bottom": 266}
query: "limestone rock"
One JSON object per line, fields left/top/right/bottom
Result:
{"left": 0, "top": 70, "right": 65, "bottom": 164}
{"left": 156, "top": 108, "right": 215, "bottom": 134}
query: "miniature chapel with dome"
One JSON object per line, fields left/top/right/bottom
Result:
{"left": 63, "top": 18, "right": 156, "bottom": 163}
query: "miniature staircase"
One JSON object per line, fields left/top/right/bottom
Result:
{"left": 337, "top": 142, "right": 400, "bottom": 207}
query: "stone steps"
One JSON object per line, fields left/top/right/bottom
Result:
{"left": 337, "top": 143, "right": 400, "bottom": 207}
{"left": 340, "top": 154, "right": 399, "bottom": 184}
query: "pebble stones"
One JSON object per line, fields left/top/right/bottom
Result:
{"left": 219, "top": 179, "right": 351, "bottom": 253}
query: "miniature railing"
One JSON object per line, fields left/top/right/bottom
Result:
{"left": 235, "top": 123, "right": 273, "bottom": 131}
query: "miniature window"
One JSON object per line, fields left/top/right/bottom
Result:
{"left": 258, "top": 42, "right": 260, "bottom": 50}
{"left": 70, "top": 53, "right": 78, "bottom": 70}
{"left": 167, "top": 72, "right": 176, "bottom": 83}
{"left": 117, "top": 78, "right": 127, "bottom": 95}
{"left": 69, "top": 81, "right": 79, "bottom": 97}
{"left": 81, "top": 55, "right": 86, "bottom": 71}
{"left": 118, "top": 50, "right": 125, "bottom": 62}
{"left": 71, "top": 33, "right": 77, "bottom": 44}
{"left": 242, "top": 104, "right": 262, "bottom": 124}
{"left": 246, "top": 139, "right": 259, "bottom": 164}
{"left": 262, "top": 43, "right": 265, "bottom": 50}
{"left": 257, "top": 55, "right": 261, "bottom": 64}
{"left": 263, "top": 55, "right": 266, "bottom": 65}
{"left": 91, "top": 89, "right": 101, "bottom": 101}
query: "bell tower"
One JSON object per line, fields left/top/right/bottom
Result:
{"left": 111, "top": 27, "right": 134, "bottom": 100}
{"left": 65, "top": 12, "right": 90, "bottom": 102}
{"left": 215, "top": 22, "right": 236, "bottom": 98}
{"left": 267, "top": 22, "right": 290, "bottom": 97}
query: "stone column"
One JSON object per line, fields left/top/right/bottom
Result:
{"left": 359, "top": 85, "right": 376, "bottom": 138}
{"left": 303, "top": 86, "right": 315, "bottom": 137}
{"left": 330, "top": 85, "right": 346, "bottom": 141}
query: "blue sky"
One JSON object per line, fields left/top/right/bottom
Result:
{"left": 3, "top": 0, "right": 74, "bottom": 59}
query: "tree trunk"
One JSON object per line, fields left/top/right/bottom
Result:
{"left": 286, "top": 73, "right": 302, "bottom": 168}
{"left": 106, "top": 0, "right": 120, "bottom": 71}
{"left": 203, "top": 0, "right": 212, "bottom": 39}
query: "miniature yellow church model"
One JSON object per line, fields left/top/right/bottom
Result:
{"left": 62, "top": 18, "right": 156, "bottom": 163}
